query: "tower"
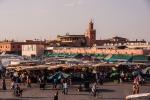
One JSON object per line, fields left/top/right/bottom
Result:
{"left": 86, "top": 20, "right": 96, "bottom": 47}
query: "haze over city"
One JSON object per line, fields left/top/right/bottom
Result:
{"left": 0, "top": 0, "right": 150, "bottom": 41}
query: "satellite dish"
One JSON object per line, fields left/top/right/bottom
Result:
{"left": 66, "top": 33, "right": 69, "bottom": 35}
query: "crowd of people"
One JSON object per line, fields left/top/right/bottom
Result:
{"left": 0, "top": 66, "right": 149, "bottom": 100}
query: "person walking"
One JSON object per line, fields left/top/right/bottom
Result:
{"left": 64, "top": 81, "right": 68, "bottom": 94}
{"left": 67, "top": 78, "right": 72, "bottom": 87}
{"left": 119, "top": 75, "right": 123, "bottom": 84}
{"left": 11, "top": 80, "right": 15, "bottom": 89}
{"left": 99, "top": 76, "right": 103, "bottom": 85}
{"left": 69, "top": 78, "right": 72, "bottom": 86}
{"left": 81, "top": 73, "right": 84, "bottom": 83}
{"left": 38, "top": 77, "right": 42, "bottom": 84}
{"left": 37, "top": 74, "right": 40, "bottom": 84}
{"left": 41, "top": 75, "right": 45, "bottom": 83}
{"left": 132, "top": 83, "right": 137, "bottom": 94}
{"left": 60, "top": 79, "right": 63, "bottom": 89}
{"left": 132, "top": 83, "right": 139, "bottom": 94}
{"left": 20, "top": 75, "right": 25, "bottom": 85}
{"left": 27, "top": 77, "right": 31, "bottom": 88}
{"left": 92, "top": 84, "right": 96, "bottom": 97}
{"left": 2, "top": 79, "right": 6, "bottom": 90}
{"left": 142, "top": 77, "right": 145, "bottom": 85}
{"left": 62, "top": 82, "right": 65, "bottom": 94}
{"left": 95, "top": 74, "right": 99, "bottom": 84}
{"left": 54, "top": 79, "right": 57, "bottom": 88}
{"left": 54, "top": 91, "right": 58, "bottom": 100}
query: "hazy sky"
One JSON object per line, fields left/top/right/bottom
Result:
{"left": 0, "top": 0, "right": 150, "bottom": 41}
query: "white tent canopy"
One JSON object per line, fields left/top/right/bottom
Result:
{"left": 126, "top": 93, "right": 150, "bottom": 100}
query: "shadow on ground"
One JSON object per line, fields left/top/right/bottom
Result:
{"left": 67, "top": 93, "right": 88, "bottom": 96}
{"left": 0, "top": 98, "right": 28, "bottom": 100}
{"left": 101, "top": 97, "right": 125, "bottom": 99}
{"left": 97, "top": 89, "right": 115, "bottom": 92}
{"left": 22, "top": 97, "right": 50, "bottom": 99}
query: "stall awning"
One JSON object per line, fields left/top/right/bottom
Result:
{"left": 105, "top": 54, "right": 132, "bottom": 62}
{"left": 67, "top": 54, "right": 78, "bottom": 58}
{"left": 58, "top": 53, "right": 68, "bottom": 57}
{"left": 91, "top": 54, "right": 99, "bottom": 58}
{"left": 93, "top": 54, "right": 108, "bottom": 59}
{"left": 96, "top": 56, "right": 104, "bottom": 59}
{"left": 132, "top": 55, "right": 149, "bottom": 62}
{"left": 105, "top": 58, "right": 118, "bottom": 62}
{"left": 82, "top": 53, "right": 91, "bottom": 56}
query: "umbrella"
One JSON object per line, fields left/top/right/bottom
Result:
{"left": 134, "top": 70, "right": 143, "bottom": 75}
{"left": 49, "top": 71, "right": 73, "bottom": 80}
{"left": 142, "top": 67, "right": 150, "bottom": 74}
{"left": 110, "top": 72, "right": 119, "bottom": 77}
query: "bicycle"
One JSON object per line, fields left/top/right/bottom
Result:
{"left": 88, "top": 90, "right": 103, "bottom": 99}
{"left": 13, "top": 90, "right": 23, "bottom": 98}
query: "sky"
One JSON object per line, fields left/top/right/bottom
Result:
{"left": 0, "top": 0, "right": 150, "bottom": 42}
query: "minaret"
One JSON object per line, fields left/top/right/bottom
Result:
{"left": 89, "top": 21, "right": 93, "bottom": 30}
{"left": 86, "top": 20, "right": 96, "bottom": 47}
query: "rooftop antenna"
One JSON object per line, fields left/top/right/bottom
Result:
{"left": 40, "top": 36, "right": 42, "bottom": 41}
{"left": 16, "top": 36, "right": 18, "bottom": 42}
{"left": 93, "top": 18, "right": 94, "bottom": 24}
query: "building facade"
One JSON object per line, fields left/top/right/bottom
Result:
{"left": 22, "top": 44, "right": 44, "bottom": 57}
{"left": 52, "top": 21, "right": 146, "bottom": 47}
{"left": 0, "top": 40, "right": 44, "bottom": 55}
{"left": 56, "top": 33, "right": 86, "bottom": 47}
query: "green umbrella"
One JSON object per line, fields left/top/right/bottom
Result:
{"left": 110, "top": 72, "right": 119, "bottom": 77}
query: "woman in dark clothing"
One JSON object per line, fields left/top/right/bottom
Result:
{"left": 2, "top": 79, "right": 6, "bottom": 90}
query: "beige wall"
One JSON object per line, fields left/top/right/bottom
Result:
{"left": 53, "top": 48, "right": 150, "bottom": 55}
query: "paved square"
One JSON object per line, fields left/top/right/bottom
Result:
{"left": 0, "top": 78, "right": 150, "bottom": 100}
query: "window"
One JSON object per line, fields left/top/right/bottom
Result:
{"left": 13, "top": 45, "right": 15, "bottom": 48}
{"left": 18, "top": 45, "right": 20, "bottom": 48}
